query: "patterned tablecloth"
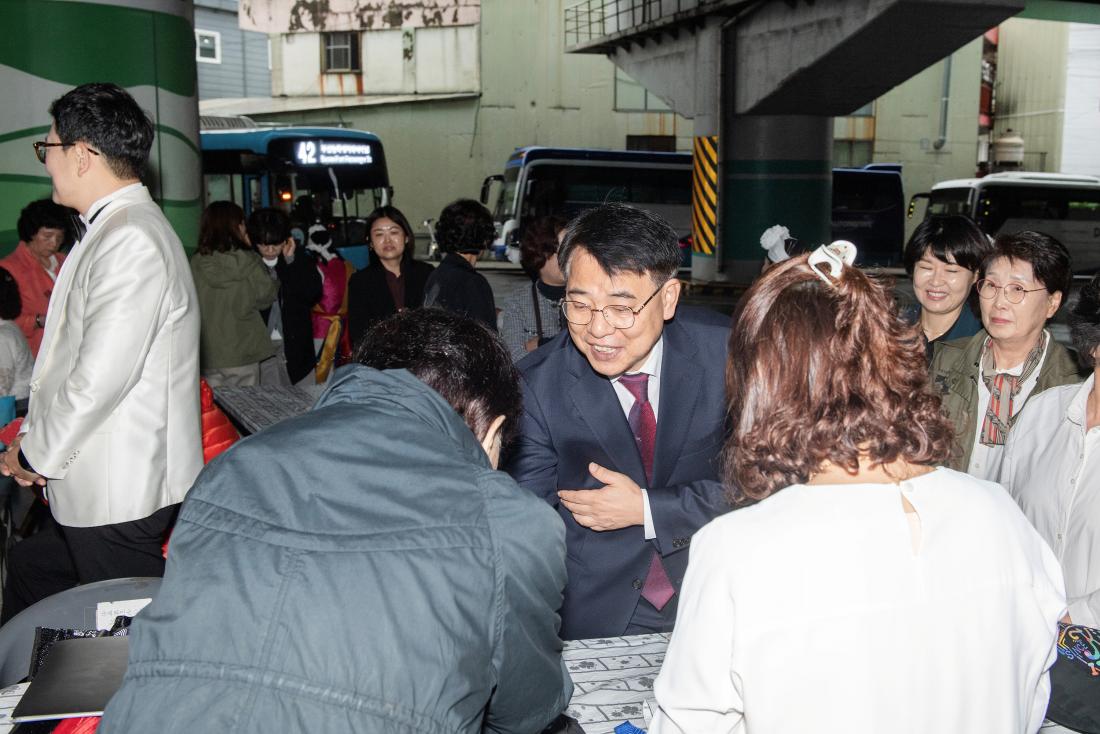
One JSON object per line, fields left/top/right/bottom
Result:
{"left": 564, "top": 633, "right": 669, "bottom": 733}
{"left": 211, "top": 386, "right": 315, "bottom": 435}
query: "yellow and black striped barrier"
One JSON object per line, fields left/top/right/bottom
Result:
{"left": 692, "top": 135, "right": 718, "bottom": 256}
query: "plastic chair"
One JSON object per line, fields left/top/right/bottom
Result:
{"left": 0, "top": 576, "right": 161, "bottom": 687}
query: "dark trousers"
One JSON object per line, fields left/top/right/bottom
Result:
{"left": 1, "top": 504, "right": 178, "bottom": 625}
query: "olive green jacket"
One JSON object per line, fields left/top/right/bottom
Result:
{"left": 929, "top": 329, "right": 1086, "bottom": 471}
{"left": 191, "top": 249, "right": 279, "bottom": 370}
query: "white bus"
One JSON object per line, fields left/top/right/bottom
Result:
{"left": 909, "top": 172, "right": 1100, "bottom": 274}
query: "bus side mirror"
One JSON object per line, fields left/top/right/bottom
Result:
{"left": 480, "top": 174, "right": 504, "bottom": 205}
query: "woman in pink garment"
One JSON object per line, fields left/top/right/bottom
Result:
{"left": 0, "top": 199, "right": 74, "bottom": 356}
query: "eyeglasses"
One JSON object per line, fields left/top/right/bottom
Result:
{"left": 976, "top": 279, "right": 1047, "bottom": 304}
{"left": 561, "top": 284, "right": 665, "bottom": 330}
{"left": 33, "top": 141, "right": 101, "bottom": 164}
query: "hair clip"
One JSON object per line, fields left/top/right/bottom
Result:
{"left": 807, "top": 240, "right": 857, "bottom": 285}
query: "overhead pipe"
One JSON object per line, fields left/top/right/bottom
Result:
{"left": 933, "top": 54, "right": 952, "bottom": 150}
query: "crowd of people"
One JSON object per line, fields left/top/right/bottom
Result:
{"left": 0, "top": 80, "right": 1096, "bottom": 733}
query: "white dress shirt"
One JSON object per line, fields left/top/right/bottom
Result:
{"left": 651, "top": 467, "right": 1065, "bottom": 734}
{"left": 1002, "top": 373, "right": 1100, "bottom": 627}
{"left": 968, "top": 332, "right": 1050, "bottom": 480}
{"left": 611, "top": 337, "right": 663, "bottom": 540}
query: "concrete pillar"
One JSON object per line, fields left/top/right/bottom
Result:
{"left": 721, "top": 115, "right": 832, "bottom": 283}
{"left": 689, "top": 22, "right": 722, "bottom": 282}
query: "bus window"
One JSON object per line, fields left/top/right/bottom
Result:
{"left": 977, "top": 185, "right": 1100, "bottom": 234}
{"left": 928, "top": 188, "right": 971, "bottom": 216}
{"left": 524, "top": 164, "right": 691, "bottom": 221}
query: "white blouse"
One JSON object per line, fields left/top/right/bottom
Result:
{"left": 1001, "top": 374, "right": 1100, "bottom": 628}
{"left": 651, "top": 467, "right": 1066, "bottom": 734}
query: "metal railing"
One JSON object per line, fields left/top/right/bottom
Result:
{"left": 564, "top": 0, "right": 708, "bottom": 49}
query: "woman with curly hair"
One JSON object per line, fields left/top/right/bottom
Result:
{"left": 422, "top": 199, "right": 497, "bottom": 330}
{"left": 651, "top": 245, "right": 1066, "bottom": 734}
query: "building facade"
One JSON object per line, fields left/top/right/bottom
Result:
{"left": 202, "top": 0, "right": 692, "bottom": 252}
{"left": 195, "top": 0, "right": 271, "bottom": 100}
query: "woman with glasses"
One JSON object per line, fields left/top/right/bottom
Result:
{"left": 902, "top": 215, "right": 992, "bottom": 363}
{"left": 928, "top": 230, "right": 1086, "bottom": 480}
{"left": 651, "top": 244, "right": 1065, "bottom": 734}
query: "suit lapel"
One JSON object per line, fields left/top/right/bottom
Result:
{"left": 565, "top": 343, "right": 648, "bottom": 487}
{"left": 652, "top": 319, "right": 701, "bottom": 489}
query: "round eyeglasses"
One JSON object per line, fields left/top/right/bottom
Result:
{"left": 975, "top": 279, "right": 1047, "bottom": 304}
{"left": 560, "top": 285, "right": 664, "bottom": 330}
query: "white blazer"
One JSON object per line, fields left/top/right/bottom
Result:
{"left": 21, "top": 185, "right": 203, "bottom": 527}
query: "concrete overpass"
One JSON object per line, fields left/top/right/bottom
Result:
{"left": 564, "top": 0, "right": 1039, "bottom": 281}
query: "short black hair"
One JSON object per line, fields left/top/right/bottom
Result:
{"left": 1070, "top": 273, "right": 1100, "bottom": 369}
{"left": 49, "top": 82, "right": 154, "bottom": 180}
{"left": 354, "top": 309, "right": 521, "bottom": 443}
{"left": 983, "top": 230, "right": 1072, "bottom": 299}
{"left": 365, "top": 205, "right": 415, "bottom": 265}
{"left": 558, "top": 203, "right": 681, "bottom": 284}
{"left": 0, "top": 267, "right": 22, "bottom": 321}
{"left": 436, "top": 199, "right": 494, "bottom": 255}
{"left": 247, "top": 207, "right": 292, "bottom": 247}
{"left": 17, "top": 199, "right": 74, "bottom": 245}
{"left": 902, "top": 215, "right": 991, "bottom": 275}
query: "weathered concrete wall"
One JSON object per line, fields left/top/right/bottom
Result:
{"left": 995, "top": 17, "right": 1066, "bottom": 172}
{"left": 271, "top": 24, "right": 479, "bottom": 95}
{"left": 1062, "top": 22, "right": 1100, "bottom": 175}
{"left": 872, "top": 38, "right": 983, "bottom": 239}
{"left": 240, "top": 0, "right": 479, "bottom": 32}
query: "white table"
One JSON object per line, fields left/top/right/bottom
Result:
{"left": 564, "top": 633, "right": 668, "bottom": 733}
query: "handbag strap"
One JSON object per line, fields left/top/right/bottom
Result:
{"left": 531, "top": 281, "right": 544, "bottom": 341}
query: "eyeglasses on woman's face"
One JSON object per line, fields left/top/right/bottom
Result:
{"left": 975, "top": 278, "right": 1047, "bottom": 304}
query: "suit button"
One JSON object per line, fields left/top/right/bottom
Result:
{"left": 632, "top": 578, "right": 642, "bottom": 590}
{"left": 29, "top": 381, "right": 39, "bottom": 393}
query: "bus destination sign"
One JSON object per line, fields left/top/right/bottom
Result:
{"left": 294, "top": 140, "right": 373, "bottom": 166}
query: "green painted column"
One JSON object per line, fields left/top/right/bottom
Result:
{"left": 0, "top": 0, "right": 200, "bottom": 254}
{"left": 721, "top": 115, "right": 832, "bottom": 283}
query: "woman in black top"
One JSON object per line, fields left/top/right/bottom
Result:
{"left": 422, "top": 199, "right": 497, "bottom": 331}
{"left": 347, "top": 206, "right": 435, "bottom": 349}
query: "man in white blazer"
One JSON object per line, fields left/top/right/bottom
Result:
{"left": 1, "top": 83, "right": 202, "bottom": 620}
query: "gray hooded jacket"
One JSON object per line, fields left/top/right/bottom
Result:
{"left": 102, "top": 366, "right": 571, "bottom": 733}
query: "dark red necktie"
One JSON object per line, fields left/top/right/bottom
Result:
{"left": 618, "top": 373, "right": 675, "bottom": 611}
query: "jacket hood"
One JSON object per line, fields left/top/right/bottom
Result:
{"left": 191, "top": 248, "right": 263, "bottom": 287}
{"left": 316, "top": 364, "right": 490, "bottom": 468}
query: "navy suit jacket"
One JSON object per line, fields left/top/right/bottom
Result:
{"left": 506, "top": 306, "right": 732, "bottom": 639}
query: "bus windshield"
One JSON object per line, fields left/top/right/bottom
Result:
{"left": 201, "top": 126, "right": 391, "bottom": 246}
{"left": 928, "top": 188, "right": 972, "bottom": 216}
{"left": 522, "top": 163, "right": 691, "bottom": 223}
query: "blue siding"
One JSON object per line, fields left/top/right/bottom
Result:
{"left": 195, "top": 0, "right": 271, "bottom": 100}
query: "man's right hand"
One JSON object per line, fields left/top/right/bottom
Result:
{"left": 1, "top": 436, "right": 47, "bottom": 487}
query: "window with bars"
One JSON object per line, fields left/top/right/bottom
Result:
{"left": 323, "top": 32, "right": 360, "bottom": 72}
{"left": 195, "top": 30, "right": 221, "bottom": 64}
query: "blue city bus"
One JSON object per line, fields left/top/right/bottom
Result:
{"left": 200, "top": 121, "right": 391, "bottom": 249}
{"left": 482, "top": 148, "right": 905, "bottom": 267}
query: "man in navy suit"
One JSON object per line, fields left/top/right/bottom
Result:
{"left": 506, "top": 203, "right": 731, "bottom": 640}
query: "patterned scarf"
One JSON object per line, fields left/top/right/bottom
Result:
{"left": 979, "top": 331, "right": 1047, "bottom": 446}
